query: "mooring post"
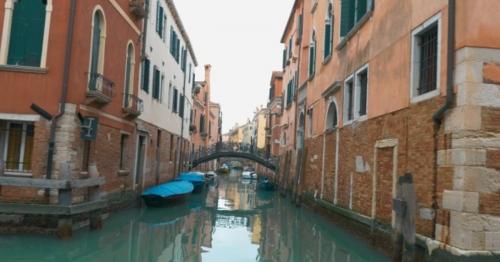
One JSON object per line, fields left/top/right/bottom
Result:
{"left": 392, "top": 172, "right": 416, "bottom": 262}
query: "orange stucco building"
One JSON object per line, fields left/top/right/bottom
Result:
{"left": 275, "top": 0, "right": 500, "bottom": 255}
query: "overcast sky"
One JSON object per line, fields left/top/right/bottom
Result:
{"left": 174, "top": 0, "right": 294, "bottom": 133}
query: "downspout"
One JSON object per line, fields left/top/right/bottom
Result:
{"left": 46, "top": 0, "right": 77, "bottom": 181}
{"left": 431, "top": 0, "right": 456, "bottom": 239}
{"left": 178, "top": 67, "right": 187, "bottom": 176}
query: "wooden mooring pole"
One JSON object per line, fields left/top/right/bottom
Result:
{"left": 392, "top": 172, "right": 416, "bottom": 262}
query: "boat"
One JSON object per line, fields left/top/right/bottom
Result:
{"left": 141, "top": 181, "right": 194, "bottom": 207}
{"left": 177, "top": 172, "right": 206, "bottom": 193}
{"left": 242, "top": 171, "right": 258, "bottom": 180}
{"left": 258, "top": 178, "right": 277, "bottom": 191}
{"left": 205, "top": 171, "right": 217, "bottom": 183}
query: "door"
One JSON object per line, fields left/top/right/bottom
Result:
{"left": 135, "top": 135, "right": 146, "bottom": 190}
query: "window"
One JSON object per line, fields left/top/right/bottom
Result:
{"left": 119, "top": 134, "right": 128, "bottom": 170}
{"left": 326, "top": 101, "right": 338, "bottom": 130}
{"left": 288, "top": 37, "right": 293, "bottom": 60}
{"left": 168, "top": 83, "right": 172, "bottom": 108}
{"left": 179, "top": 94, "right": 185, "bottom": 118}
{"left": 344, "top": 78, "right": 354, "bottom": 122}
{"left": 172, "top": 88, "right": 178, "bottom": 113}
{"left": 181, "top": 48, "right": 187, "bottom": 72}
{"left": 357, "top": 68, "right": 368, "bottom": 116}
{"left": 411, "top": 14, "right": 440, "bottom": 102}
{"left": 200, "top": 114, "right": 206, "bottom": 133}
{"left": 286, "top": 80, "right": 293, "bottom": 107}
{"left": 156, "top": 2, "right": 164, "bottom": 38}
{"left": 309, "top": 31, "right": 316, "bottom": 78}
{"left": 169, "top": 27, "right": 180, "bottom": 62}
{"left": 297, "top": 13, "right": 303, "bottom": 42}
{"left": 344, "top": 65, "right": 369, "bottom": 123}
{"left": 152, "top": 67, "right": 161, "bottom": 100}
{"left": 141, "top": 58, "right": 150, "bottom": 92}
{"left": 188, "top": 63, "right": 192, "bottom": 83}
{"left": 1, "top": 0, "right": 50, "bottom": 67}
{"left": 2, "top": 122, "right": 34, "bottom": 173}
{"left": 340, "top": 0, "right": 372, "bottom": 37}
{"left": 88, "top": 9, "right": 106, "bottom": 90}
{"left": 324, "top": 2, "right": 334, "bottom": 59}
{"left": 123, "top": 43, "right": 135, "bottom": 101}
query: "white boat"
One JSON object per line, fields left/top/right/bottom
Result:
{"left": 242, "top": 171, "right": 258, "bottom": 180}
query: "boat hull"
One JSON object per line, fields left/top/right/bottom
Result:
{"left": 142, "top": 193, "right": 190, "bottom": 207}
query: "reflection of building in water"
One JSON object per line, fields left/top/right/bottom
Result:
{"left": 215, "top": 214, "right": 249, "bottom": 228}
{"left": 251, "top": 215, "right": 262, "bottom": 245}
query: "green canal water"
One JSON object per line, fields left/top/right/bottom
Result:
{"left": 0, "top": 171, "right": 389, "bottom": 262}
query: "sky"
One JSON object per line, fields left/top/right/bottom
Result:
{"left": 174, "top": 0, "right": 295, "bottom": 133}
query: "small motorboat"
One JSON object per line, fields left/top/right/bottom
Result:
{"left": 242, "top": 171, "right": 258, "bottom": 180}
{"left": 258, "top": 178, "right": 277, "bottom": 191}
{"left": 177, "top": 172, "right": 206, "bottom": 193}
{"left": 141, "top": 181, "right": 194, "bottom": 207}
{"left": 205, "top": 171, "right": 217, "bottom": 183}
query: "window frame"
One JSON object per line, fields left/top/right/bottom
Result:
{"left": 123, "top": 42, "right": 135, "bottom": 106}
{"left": 410, "top": 13, "right": 441, "bottom": 104}
{"left": 325, "top": 99, "right": 339, "bottom": 131}
{"left": 323, "top": 1, "right": 334, "bottom": 61}
{"left": 87, "top": 7, "right": 107, "bottom": 89}
{"left": 343, "top": 64, "right": 369, "bottom": 125}
{"left": 308, "top": 31, "right": 317, "bottom": 79}
{"left": 2, "top": 121, "right": 34, "bottom": 176}
{"left": 0, "top": 0, "right": 53, "bottom": 69}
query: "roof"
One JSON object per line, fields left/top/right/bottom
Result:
{"left": 280, "top": 0, "right": 301, "bottom": 43}
{"left": 165, "top": 0, "right": 198, "bottom": 66}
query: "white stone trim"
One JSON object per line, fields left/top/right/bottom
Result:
{"left": 410, "top": 12, "right": 442, "bottom": 104}
{"left": 0, "top": 0, "right": 53, "bottom": 68}
{"left": 372, "top": 138, "right": 399, "bottom": 227}
{"left": 107, "top": 0, "right": 140, "bottom": 35}
{"left": 88, "top": 6, "right": 107, "bottom": 81}
{"left": 0, "top": 113, "right": 40, "bottom": 122}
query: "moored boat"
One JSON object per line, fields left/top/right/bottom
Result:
{"left": 141, "top": 181, "right": 194, "bottom": 207}
{"left": 242, "top": 171, "right": 258, "bottom": 180}
{"left": 177, "top": 172, "right": 206, "bottom": 193}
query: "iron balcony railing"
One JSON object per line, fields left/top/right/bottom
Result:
{"left": 87, "top": 72, "right": 115, "bottom": 101}
{"left": 123, "top": 93, "right": 144, "bottom": 116}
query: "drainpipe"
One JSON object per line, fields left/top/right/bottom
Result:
{"left": 46, "top": 0, "right": 77, "bottom": 182}
{"left": 431, "top": 0, "right": 456, "bottom": 239}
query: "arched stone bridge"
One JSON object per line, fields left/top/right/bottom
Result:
{"left": 190, "top": 142, "right": 278, "bottom": 171}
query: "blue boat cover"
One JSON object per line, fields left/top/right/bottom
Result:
{"left": 142, "top": 181, "right": 194, "bottom": 198}
{"left": 178, "top": 172, "right": 206, "bottom": 183}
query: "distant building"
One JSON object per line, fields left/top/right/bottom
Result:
{"left": 265, "top": 72, "right": 283, "bottom": 157}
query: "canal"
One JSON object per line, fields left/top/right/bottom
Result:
{"left": 0, "top": 170, "right": 389, "bottom": 261}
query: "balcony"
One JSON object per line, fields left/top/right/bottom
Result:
{"left": 189, "top": 124, "right": 197, "bottom": 133}
{"left": 123, "top": 93, "right": 143, "bottom": 118}
{"left": 86, "top": 72, "right": 114, "bottom": 105}
{"left": 129, "top": 0, "right": 146, "bottom": 19}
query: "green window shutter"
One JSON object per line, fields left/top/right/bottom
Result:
{"left": 159, "top": 7, "right": 164, "bottom": 37}
{"left": 153, "top": 68, "right": 160, "bottom": 99}
{"left": 309, "top": 43, "right": 315, "bottom": 77}
{"left": 340, "top": 0, "right": 355, "bottom": 37}
{"left": 156, "top": 2, "right": 160, "bottom": 34}
{"left": 298, "top": 14, "right": 303, "bottom": 41}
{"left": 282, "top": 49, "right": 287, "bottom": 69}
{"left": 8, "top": 0, "right": 46, "bottom": 67}
{"left": 356, "top": 0, "right": 368, "bottom": 22}
{"left": 89, "top": 13, "right": 101, "bottom": 89}
{"left": 324, "top": 23, "right": 332, "bottom": 58}
{"left": 142, "top": 59, "right": 150, "bottom": 92}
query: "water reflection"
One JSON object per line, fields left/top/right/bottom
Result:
{"left": 0, "top": 170, "right": 388, "bottom": 262}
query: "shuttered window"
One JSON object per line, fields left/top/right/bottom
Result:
{"left": 152, "top": 67, "right": 160, "bottom": 100}
{"left": 142, "top": 59, "right": 150, "bottom": 92}
{"left": 172, "top": 88, "right": 178, "bottom": 113}
{"left": 179, "top": 94, "right": 185, "bottom": 118}
{"left": 358, "top": 69, "right": 368, "bottom": 116}
{"left": 324, "top": 3, "right": 333, "bottom": 59}
{"left": 7, "top": 0, "right": 46, "bottom": 67}
{"left": 340, "top": 0, "right": 372, "bottom": 38}
{"left": 89, "top": 10, "right": 105, "bottom": 90}
{"left": 308, "top": 32, "right": 316, "bottom": 78}
{"left": 297, "top": 14, "right": 303, "bottom": 42}
{"left": 156, "top": 3, "right": 164, "bottom": 38}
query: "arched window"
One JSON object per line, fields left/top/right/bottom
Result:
{"left": 0, "top": 0, "right": 52, "bottom": 67}
{"left": 324, "top": 2, "right": 333, "bottom": 59}
{"left": 88, "top": 8, "right": 106, "bottom": 90}
{"left": 326, "top": 101, "right": 338, "bottom": 130}
{"left": 308, "top": 31, "right": 316, "bottom": 78}
{"left": 124, "top": 43, "right": 135, "bottom": 101}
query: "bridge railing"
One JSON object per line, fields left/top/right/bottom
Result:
{"left": 189, "top": 142, "right": 279, "bottom": 168}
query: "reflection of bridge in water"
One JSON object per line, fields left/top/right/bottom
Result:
{"left": 190, "top": 142, "right": 279, "bottom": 171}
